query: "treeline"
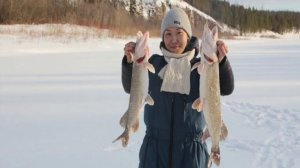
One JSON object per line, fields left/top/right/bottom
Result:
{"left": 185, "top": 0, "right": 300, "bottom": 35}
{"left": 1, "top": 0, "right": 299, "bottom": 36}
{"left": 0, "top": 0, "right": 159, "bottom": 36}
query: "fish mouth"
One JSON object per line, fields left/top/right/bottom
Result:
{"left": 136, "top": 55, "right": 146, "bottom": 63}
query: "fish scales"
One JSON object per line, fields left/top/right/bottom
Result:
{"left": 201, "top": 59, "right": 222, "bottom": 155}
{"left": 125, "top": 61, "right": 149, "bottom": 129}
{"left": 192, "top": 24, "right": 228, "bottom": 168}
{"left": 113, "top": 31, "right": 155, "bottom": 147}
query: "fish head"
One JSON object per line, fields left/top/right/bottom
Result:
{"left": 200, "top": 23, "right": 218, "bottom": 65}
{"left": 134, "top": 31, "right": 150, "bottom": 64}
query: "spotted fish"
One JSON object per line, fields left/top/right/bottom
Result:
{"left": 113, "top": 31, "right": 155, "bottom": 147}
{"left": 192, "top": 24, "right": 228, "bottom": 167}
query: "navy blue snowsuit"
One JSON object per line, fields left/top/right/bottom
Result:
{"left": 121, "top": 39, "right": 234, "bottom": 168}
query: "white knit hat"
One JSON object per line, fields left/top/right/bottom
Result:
{"left": 161, "top": 8, "right": 192, "bottom": 38}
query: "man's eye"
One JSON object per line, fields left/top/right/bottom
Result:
{"left": 177, "top": 31, "right": 183, "bottom": 35}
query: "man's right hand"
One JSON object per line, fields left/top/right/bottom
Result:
{"left": 123, "top": 42, "right": 136, "bottom": 63}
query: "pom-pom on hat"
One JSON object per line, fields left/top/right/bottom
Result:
{"left": 161, "top": 8, "right": 192, "bottom": 39}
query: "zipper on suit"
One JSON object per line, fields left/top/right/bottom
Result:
{"left": 168, "top": 96, "right": 175, "bottom": 168}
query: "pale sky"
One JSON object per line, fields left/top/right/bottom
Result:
{"left": 225, "top": 0, "right": 300, "bottom": 12}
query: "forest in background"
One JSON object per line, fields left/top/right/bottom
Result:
{"left": 0, "top": 0, "right": 299, "bottom": 36}
{"left": 0, "top": 0, "right": 158, "bottom": 36}
{"left": 186, "top": 0, "right": 300, "bottom": 34}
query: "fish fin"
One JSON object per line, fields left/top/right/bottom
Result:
{"left": 119, "top": 110, "right": 128, "bottom": 128}
{"left": 145, "top": 94, "right": 155, "bottom": 106}
{"left": 191, "top": 62, "right": 201, "bottom": 71}
{"left": 144, "top": 62, "right": 155, "bottom": 73}
{"left": 201, "top": 127, "right": 210, "bottom": 143}
{"left": 112, "top": 128, "right": 130, "bottom": 147}
{"left": 132, "top": 119, "right": 139, "bottom": 133}
{"left": 192, "top": 98, "right": 203, "bottom": 112}
{"left": 191, "top": 62, "right": 204, "bottom": 75}
{"left": 197, "top": 63, "right": 204, "bottom": 75}
{"left": 211, "top": 146, "right": 221, "bottom": 166}
{"left": 207, "top": 158, "right": 213, "bottom": 168}
{"left": 220, "top": 121, "right": 228, "bottom": 141}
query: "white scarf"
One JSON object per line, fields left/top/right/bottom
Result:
{"left": 158, "top": 48, "right": 195, "bottom": 95}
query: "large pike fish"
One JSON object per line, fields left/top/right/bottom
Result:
{"left": 113, "top": 31, "right": 155, "bottom": 147}
{"left": 192, "top": 24, "right": 228, "bottom": 167}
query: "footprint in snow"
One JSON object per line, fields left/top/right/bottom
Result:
{"left": 223, "top": 101, "right": 300, "bottom": 168}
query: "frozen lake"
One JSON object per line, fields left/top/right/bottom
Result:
{"left": 0, "top": 35, "right": 299, "bottom": 168}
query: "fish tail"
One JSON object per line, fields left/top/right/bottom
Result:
{"left": 207, "top": 157, "right": 213, "bottom": 168}
{"left": 210, "top": 146, "right": 221, "bottom": 166}
{"left": 112, "top": 129, "right": 130, "bottom": 147}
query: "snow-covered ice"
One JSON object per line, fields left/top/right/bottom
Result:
{"left": 0, "top": 31, "right": 300, "bottom": 168}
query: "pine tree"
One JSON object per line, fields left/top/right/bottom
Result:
{"left": 129, "top": 0, "right": 137, "bottom": 16}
